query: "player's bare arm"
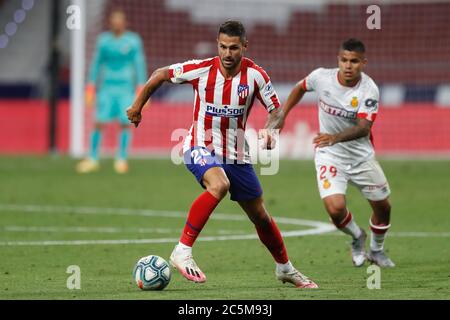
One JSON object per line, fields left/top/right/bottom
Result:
{"left": 127, "top": 66, "right": 170, "bottom": 127}
{"left": 313, "top": 118, "right": 373, "bottom": 148}
{"left": 260, "top": 108, "right": 284, "bottom": 150}
{"left": 260, "top": 78, "right": 308, "bottom": 150}
{"left": 264, "top": 108, "right": 285, "bottom": 130}
{"left": 282, "top": 78, "right": 307, "bottom": 119}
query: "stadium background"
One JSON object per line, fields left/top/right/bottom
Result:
{"left": 0, "top": 0, "right": 449, "bottom": 301}
{"left": 0, "top": 0, "right": 449, "bottom": 158}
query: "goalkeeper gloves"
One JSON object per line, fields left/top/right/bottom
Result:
{"left": 85, "top": 84, "right": 96, "bottom": 108}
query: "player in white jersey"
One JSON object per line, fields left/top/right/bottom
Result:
{"left": 127, "top": 21, "right": 318, "bottom": 288}
{"left": 280, "top": 39, "right": 394, "bottom": 268}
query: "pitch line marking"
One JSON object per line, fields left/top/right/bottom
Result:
{"left": 0, "top": 204, "right": 336, "bottom": 246}
{"left": 4, "top": 225, "right": 447, "bottom": 238}
{"left": 1, "top": 225, "right": 247, "bottom": 235}
{"left": 2, "top": 204, "right": 447, "bottom": 246}
{"left": 320, "top": 231, "right": 450, "bottom": 237}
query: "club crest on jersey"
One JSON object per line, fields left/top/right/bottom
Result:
{"left": 237, "top": 84, "right": 249, "bottom": 99}
{"left": 323, "top": 179, "right": 331, "bottom": 189}
{"left": 351, "top": 96, "right": 359, "bottom": 108}
{"left": 174, "top": 65, "right": 183, "bottom": 78}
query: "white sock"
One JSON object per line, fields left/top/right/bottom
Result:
{"left": 175, "top": 242, "right": 192, "bottom": 255}
{"left": 337, "top": 212, "right": 362, "bottom": 239}
{"left": 369, "top": 220, "right": 390, "bottom": 252}
{"left": 276, "top": 260, "right": 294, "bottom": 273}
{"left": 370, "top": 233, "right": 386, "bottom": 252}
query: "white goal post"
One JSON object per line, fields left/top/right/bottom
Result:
{"left": 69, "top": 0, "right": 86, "bottom": 158}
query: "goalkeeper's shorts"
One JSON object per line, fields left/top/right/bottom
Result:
{"left": 96, "top": 88, "right": 135, "bottom": 124}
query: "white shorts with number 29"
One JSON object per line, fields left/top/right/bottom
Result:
{"left": 314, "top": 155, "right": 391, "bottom": 201}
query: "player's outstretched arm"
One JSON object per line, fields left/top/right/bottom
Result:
{"left": 127, "top": 66, "right": 171, "bottom": 127}
{"left": 282, "top": 78, "right": 307, "bottom": 119}
{"left": 260, "top": 78, "right": 307, "bottom": 149}
{"left": 313, "top": 118, "right": 373, "bottom": 148}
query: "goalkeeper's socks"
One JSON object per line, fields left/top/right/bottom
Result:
{"left": 336, "top": 211, "right": 362, "bottom": 239}
{"left": 255, "top": 217, "right": 288, "bottom": 264}
{"left": 89, "top": 129, "right": 102, "bottom": 161}
{"left": 179, "top": 191, "right": 220, "bottom": 247}
{"left": 117, "top": 129, "right": 131, "bottom": 160}
{"left": 369, "top": 219, "right": 391, "bottom": 252}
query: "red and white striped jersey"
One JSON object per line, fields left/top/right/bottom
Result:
{"left": 168, "top": 56, "right": 280, "bottom": 163}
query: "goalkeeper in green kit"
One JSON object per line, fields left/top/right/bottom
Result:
{"left": 77, "top": 10, "right": 147, "bottom": 174}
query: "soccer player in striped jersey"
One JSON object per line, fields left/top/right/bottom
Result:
{"left": 280, "top": 39, "right": 394, "bottom": 268}
{"left": 127, "top": 20, "right": 318, "bottom": 288}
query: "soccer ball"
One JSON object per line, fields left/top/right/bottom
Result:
{"left": 133, "top": 255, "right": 171, "bottom": 290}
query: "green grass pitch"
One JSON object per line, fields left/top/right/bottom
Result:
{"left": 0, "top": 156, "right": 448, "bottom": 299}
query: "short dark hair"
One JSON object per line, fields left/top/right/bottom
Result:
{"left": 218, "top": 20, "right": 246, "bottom": 42}
{"left": 340, "top": 38, "right": 365, "bottom": 54}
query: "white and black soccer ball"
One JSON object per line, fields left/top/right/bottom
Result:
{"left": 133, "top": 255, "right": 171, "bottom": 290}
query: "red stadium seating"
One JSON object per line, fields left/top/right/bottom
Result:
{"left": 96, "top": 0, "right": 450, "bottom": 84}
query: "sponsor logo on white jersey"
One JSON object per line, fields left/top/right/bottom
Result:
{"left": 319, "top": 99, "right": 357, "bottom": 119}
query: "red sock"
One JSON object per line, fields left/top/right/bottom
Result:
{"left": 179, "top": 191, "right": 220, "bottom": 247}
{"left": 255, "top": 218, "right": 288, "bottom": 264}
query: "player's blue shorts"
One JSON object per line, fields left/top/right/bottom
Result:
{"left": 96, "top": 86, "right": 135, "bottom": 124}
{"left": 184, "top": 146, "right": 263, "bottom": 202}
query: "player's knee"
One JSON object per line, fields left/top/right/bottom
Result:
{"left": 207, "top": 178, "right": 230, "bottom": 199}
{"left": 325, "top": 201, "right": 346, "bottom": 217}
